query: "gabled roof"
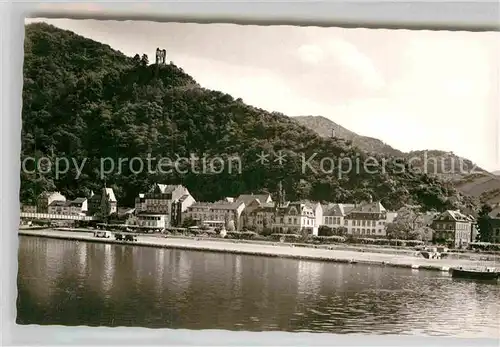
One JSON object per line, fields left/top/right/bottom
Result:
{"left": 434, "top": 210, "right": 471, "bottom": 222}
{"left": 71, "top": 197, "right": 87, "bottom": 204}
{"left": 154, "top": 184, "right": 182, "bottom": 194}
{"left": 117, "top": 207, "right": 135, "bottom": 215}
{"left": 489, "top": 205, "right": 500, "bottom": 218}
{"left": 179, "top": 194, "right": 191, "bottom": 202}
{"left": 348, "top": 201, "right": 386, "bottom": 215}
{"left": 236, "top": 193, "right": 272, "bottom": 205}
{"left": 323, "top": 203, "right": 356, "bottom": 216}
{"left": 104, "top": 188, "right": 117, "bottom": 202}
{"left": 38, "top": 191, "right": 65, "bottom": 199}
{"left": 49, "top": 200, "right": 70, "bottom": 207}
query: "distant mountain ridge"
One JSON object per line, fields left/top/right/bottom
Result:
{"left": 294, "top": 115, "right": 500, "bottom": 205}
{"left": 294, "top": 116, "right": 405, "bottom": 157}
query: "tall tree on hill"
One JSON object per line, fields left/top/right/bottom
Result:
{"left": 476, "top": 203, "right": 493, "bottom": 242}
{"left": 140, "top": 54, "right": 149, "bottom": 66}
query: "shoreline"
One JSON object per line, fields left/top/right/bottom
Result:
{"left": 18, "top": 229, "right": 499, "bottom": 274}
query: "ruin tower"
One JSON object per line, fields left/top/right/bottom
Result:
{"left": 161, "top": 49, "right": 167, "bottom": 64}
{"left": 155, "top": 48, "right": 161, "bottom": 64}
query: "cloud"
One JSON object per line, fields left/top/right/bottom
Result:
{"left": 325, "top": 39, "right": 385, "bottom": 90}
{"left": 297, "top": 44, "right": 325, "bottom": 65}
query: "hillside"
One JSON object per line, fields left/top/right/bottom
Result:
{"left": 294, "top": 116, "right": 405, "bottom": 157}
{"left": 294, "top": 115, "right": 495, "bottom": 203}
{"left": 20, "top": 23, "right": 475, "bottom": 212}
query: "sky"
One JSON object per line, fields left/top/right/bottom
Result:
{"left": 25, "top": 18, "right": 500, "bottom": 172}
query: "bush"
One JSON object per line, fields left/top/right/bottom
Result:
{"left": 469, "top": 242, "right": 500, "bottom": 252}
{"left": 260, "top": 228, "right": 274, "bottom": 237}
{"left": 270, "top": 233, "right": 301, "bottom": 242}
{"left": 312, "top": 235, "right": 346, "bottom": 244}
{"left": 226, "top": 231, "right": 258, "bottom": 240}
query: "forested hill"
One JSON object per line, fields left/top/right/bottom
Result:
{"left": 20, "top": 22, "right": 475, "bottom": 212}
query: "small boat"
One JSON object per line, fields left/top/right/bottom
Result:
{"left": 450, "top": 267, "right": 499, "bottom": 281}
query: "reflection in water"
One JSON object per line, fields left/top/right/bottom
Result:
{"left": 297, "top": 260, "right": 322, "bottom": 298}
{"left": 102, "top": 244, "right": 113, "bottom": 296}
{"left": 16, "top": 236, "right": 500, "bottom": 337}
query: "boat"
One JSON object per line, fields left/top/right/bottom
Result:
{"left": 450, "top": 267, "right": 499, "bottom": 281}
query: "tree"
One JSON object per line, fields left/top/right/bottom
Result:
{"left": 386, "top": 222, "right": 408, "bottom": 240}
{"left": 226, "top": 219, "right": 236, "bottom": 231}
{"left": 140, "top": 54, "right": 149, "bottom": 66}
{"left": 476, "top": 204, "right": 493, "bottom": 242}
{"left": 133, "top": 54, "right": 141, "bottom": 65}
{"left": 411, "top": 226, "right": 434, "bottom": 241}
{"left": 182, "top": 216, "right": 196, "bottom": 228}
{"left": 318, "top": 225, "right": 334, "bottom": 236}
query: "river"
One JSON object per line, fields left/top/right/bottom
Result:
{"left": 16, "top": 236, "right": 500, "bottom": 337}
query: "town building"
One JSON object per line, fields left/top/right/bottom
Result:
{"left": 343, "top": 199, "right": 388, "bottom": 237}
{"left": 272, "top": 201, "right": 321, "bottom": 236}
{"left": 36, "top": 191, "right": 66, "bottom": 213}
{"left": 431, "top": 210, "right": 473, "bottom": 248}
{"left": 183, "top": 200, "right": 245, "bottom": 230}
{"left": 135, "top": 184, "right": 195, "bottom": 228}
{"left": 236, "top": 193, "right": 273, "bottom": 205}
{"left": 243, "top": 201, "right": 277, "bottom": 232}
{"left": 322, "top": 203, "right": 356, "bottom": 229}
{"left": 88, "top": 187, "right": 117, "bottom": 217}
{"left": 238, "top": 193, "right": 274, "bottom": 230}
{"left": 21, "top": 204, "right": 37, "bottom": 213}
{"left": 48, "top": 197, "right": 88, "bottom": 216}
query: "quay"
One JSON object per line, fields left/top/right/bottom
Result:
{"left": 18, "top": 229, "right": 498, "bottom": 273}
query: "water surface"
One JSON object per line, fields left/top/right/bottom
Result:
{"left": 17, "top": 236, "right": 500, "bottom": 337}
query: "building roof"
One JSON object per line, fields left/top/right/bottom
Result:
{"left": 179, "top": 194, "right": 191, "bottom": 202}
{"left": 117, "top": 207, "right": 135, "bottom": 215}
{"left": 236, "top": 193, "right": 272, "bottom": 205}
{"left": 347, "top": 201, "right": 386, "bottom": 215}
{"left": 71, "top": 197, "right": 87, "bottom": 204}
{"left": 154, "top": 184, "right": 182, "bottom": 194}
{"left": 38, "top": 191, "right": 65, "bottom": 199}
{"left": 489, "top": 204, "right": 500, "bottom": 218}
{"left": 434, "top": 210, "right": 471, "bottom": 222}
{"left": 90, "top": 188, "right": 117, "bottom": 202}
{"left": 48, "top": 200, "right": 70, "bottom": 207}
{"left": 323, "top": 203, "right": 356, "bottom": 216}
{"left": 189, "top": 200, "right": 244, "bottom": 211}
{"left": 104, "top": 188, "right": 117, "bottom": 202}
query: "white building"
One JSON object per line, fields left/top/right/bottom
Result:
{"left": 135, "top": 184, "right": 195, "bottom": 228}
{"left": 48, "top": 197, "right": 87, "bottom": 216}
{"left": 37, "top": 191, "right": 66, "bottom": 213}
{"left": 183, "top": 200, "right": 246, "bottom": 230}
{"left": 273, "top": 201, "right": 321, "bottom": 236}
{"left": 343, "top": 200, "right": 388, "bottom": 237}
{"left": 321, "top": 203, "right": 356, "bottom": 229}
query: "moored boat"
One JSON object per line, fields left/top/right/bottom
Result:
{"left": 450, "top": 267, "right": 499, "bottom": 281}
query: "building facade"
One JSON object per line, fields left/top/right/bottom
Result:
{"left": 88, "top": 188, "right": 117, "bottom": 217}
{"left": 36, "top": 192, "right": 66, "bottom": 213}
{"left": 48, "top": 197, "right": 88, "bottom": 216}
{"left": 183, "top": 200, "right": 245, "bottom": 230}
{"left": 431, "top": 210, "right": 473, "bottom": 248}
{"left": 322, "top": 203, "right": 356, "bottom": 229}
{"left": 343, "top": 201, "right": 388, "bottom": 237}
{"left": 272, "top": 202, "right": 320, "bottom": 236}
{"left": 135, "top": 184, "right": 195, "bottom": 228}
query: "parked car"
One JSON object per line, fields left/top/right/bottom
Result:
{"left": 94, "top": 230, "right": 112, "bottom": 238}
{"left": 124, "top": 234, "right": 137, "bottom": 242}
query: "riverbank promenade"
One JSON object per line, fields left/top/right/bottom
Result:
{"left": 18, "top": 229, "right": 499, "bottom": 273}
